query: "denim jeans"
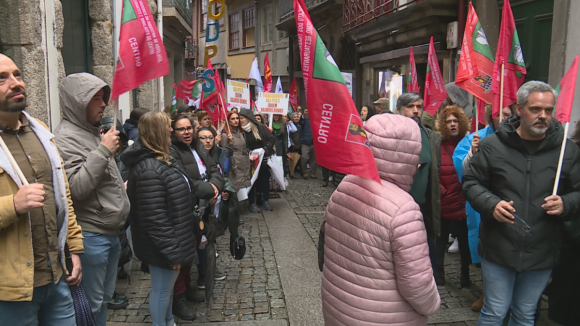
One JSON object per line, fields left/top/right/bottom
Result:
{"left": 478, "top": 257, "right": 552, "bottom": 326}
{"left": 0, "top": 275, "right": 75, "bottom": 326}
{"left": 80, "top": 231, "right": 121, "bottom": 326}
{"left": 149, "top": 264, "right": 180, "bottom": 326}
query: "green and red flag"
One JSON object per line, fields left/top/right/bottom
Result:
{"left": 294, "top": 0, "right": 380, "bottom": 183}
{"left": 111, "top": 0, "right": 169, "bottom": 100}
{"left": 423, "top": 36, "right": 448, "bottom": 115}
{"left": 191, "top": 79, "right": 204, "bottom": 99}
{"left": 456, "top": 3, "right": 494, "bottom": 104}
{"left": 250, "top": 99, "right": 258, "bottom": 113}
{"left": 263, "top": 52, "right": 273, "bottom": 93}
{"left": 554, "top": 55, "right": 579, "bottom": 123}
{"left": 491, "top": 0, "right": 526, "bottom": 118}
{"left": 407, "top": 46, "right": 420, "bottom": 93}
{"left": 170, "top": 83, "right": 177, "bottom": 113}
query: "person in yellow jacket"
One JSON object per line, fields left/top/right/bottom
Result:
{"left": 0, "top": 54, "right": 84, "bottom": 325}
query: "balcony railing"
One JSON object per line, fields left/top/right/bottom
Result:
{"left": 163, "top": 0, "right": 193, "bottom": 26}
{"left": 279, "top": 0, "right": 321, "bottom": 22}
{"left": 343, "top": 0, "right": 421, "bottom": 32}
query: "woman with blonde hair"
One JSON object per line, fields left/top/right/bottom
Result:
{"left": 121, "top": 112, "right": 199, "bottom": 325}
{"left": 238, "top": 108, "right": 275, "bottom": 213}
{"left": 434, "top": 105, "right": 471, "bottom": 287}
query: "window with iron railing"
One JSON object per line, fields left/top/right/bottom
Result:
{"left": 229, "top": 13, "right": 240, "bottom": 50}
{"left": 343, "top": 0, "right": 421, "bottom": 32}
{"left": 243, "top": 7, "right": 256, "bottom": 47}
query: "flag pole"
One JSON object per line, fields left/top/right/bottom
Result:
{"left": 552, "top": 122, "right": 570, "bottom": 195}
{"left": 113, "top": 100, "right": 118, "bottom": 131}
{"left": 157, "top": 0, "right": 164, "bottom": 111}
{"left": 475, "top": 101, "right": 479, "bottom": 136}
{"left": 499, "top": 61, "right": 505, "bottom": 122}
{"left": 0, "top": 136, "right": 29, "bottom": 187}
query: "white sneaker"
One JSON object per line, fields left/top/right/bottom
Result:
{"left": 448, "top": 238, "right": 459, "bottom": 253}
{"left": 448, "top": 235, "right": 455, "bottom": 244}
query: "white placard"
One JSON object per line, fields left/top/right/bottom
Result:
{"left": 256, "top": 92, "right": 290, "bottom": 115}
{"left": 227, "top": 80, "right": 251, "bottom": 109}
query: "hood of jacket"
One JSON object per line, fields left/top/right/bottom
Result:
{"left": 238, "top": 108, "right": 260, "bottom": 126}
{"left": 364, "top": 114, "right": 422, "bottom": 192}
{"left": 120, "top": 140, "right": 159, "bottom": 168}
{"left": 495, "top": 115, "right": 564, "bottom": 153}
{"left": 60, "top": 73, "right": 111, "bottom": 134}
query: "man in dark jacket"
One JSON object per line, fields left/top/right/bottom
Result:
{"left": 299, "top": 107, "right": 317, "bottom": 178}
{"left": 396, "top": 92, "right": 441, "bottom": 277}
{"left": 463, "top": 81, "right": 580, "bottom": 325}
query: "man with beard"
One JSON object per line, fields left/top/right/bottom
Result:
{"left": 463, "top": 81, "right": 580, "bottom": 325}
{"left": 54, "top": 73, "right": 130, "bottom": 326}
{"left": 0, "top": 54, "right": 84, "bottom": 325}
{"left": 396, "top": 92, "right": 441, "bottom": 276}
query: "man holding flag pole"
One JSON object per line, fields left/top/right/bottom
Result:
{"left": 463, "top": 79, "right": 580, "bottom": 325}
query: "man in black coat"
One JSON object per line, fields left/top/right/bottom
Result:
{"left": 463, "top": 81, "right": 580, "bottom": 325}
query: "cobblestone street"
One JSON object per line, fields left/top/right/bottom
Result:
{"left": 108, "top": 170, "right": 558, "bottom": 326}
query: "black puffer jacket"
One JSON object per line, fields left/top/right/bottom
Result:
{"left": 463, "top": 116, "right": 580, "bottom": 271}
{"left": 121, "top": 141, "right": 197, "bottom": 269}
{"left": 171, "top": 138, "right": 224, "bottom": 197}
{"left": 238, "top": 108, "right": 275, "bottom": 158}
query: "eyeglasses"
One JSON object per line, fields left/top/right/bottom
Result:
{"left": 199, "top": 136, "right": 214, "bottom": 140}
{"left": 175, "top": 126, "right": 193, "bottom": 133}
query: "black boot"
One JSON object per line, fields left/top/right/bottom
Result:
{"left": 185, "top": 284, "right": 205, "bottom": 302}
{"left": 172, "top": 293, "right": 196, "bottom": 321}
{"left": 435, "top": 266, "right": 446, "bottom": 286}
{"left": 460, "top": 265, "right": 471, "bottom": 288}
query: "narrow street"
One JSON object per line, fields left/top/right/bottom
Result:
{"left": 107, "top": 172, "right": 557, "bottom": 326}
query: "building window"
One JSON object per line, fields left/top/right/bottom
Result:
{"left": 261, "top": 4, "right": 273, "bottom": 43}
{"left": 201, "top": 0, "right": 224, "bottom": 32}
{"left": 229, "top": 13, "right": 240, "bottom": 50}
{"left": 243, "top": 7, "right": 255, "bottom": 48}
{"left": 201, "top": 0, "right": 207, "bottom": 31}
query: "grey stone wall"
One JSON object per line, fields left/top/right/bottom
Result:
{"left": 0, "top": 0, "right": 66, "bottom": 125}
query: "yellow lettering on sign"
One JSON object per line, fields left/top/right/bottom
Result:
{"left": 204, "top": 45, "right": 217, "bottom": 66}
{"left": 208, "top": 0, "right": 225, "bottom": 20}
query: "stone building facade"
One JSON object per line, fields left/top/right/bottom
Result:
{"left": 0, "top": 0, "right": 165, "bottom": 130}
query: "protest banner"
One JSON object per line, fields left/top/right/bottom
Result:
{"left": 256, "top": 92, "right": 290, "bottom": 115}
{"left": 227, "top": 80, "right": 251, "bottom": 109}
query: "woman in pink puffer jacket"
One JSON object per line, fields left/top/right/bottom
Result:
{"left": 322, "top": 113, "right": 441, "bottom": 326}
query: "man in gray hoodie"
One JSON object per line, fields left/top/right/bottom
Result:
{"left": 55, "top": 73, "right": 130, "bottom": 326}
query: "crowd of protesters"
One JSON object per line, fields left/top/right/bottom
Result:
{"left": 321, "top": 80, "right": 580, "bottom": 326}
{"left": 2, "top": 48, "right": 580, "bottom": 326}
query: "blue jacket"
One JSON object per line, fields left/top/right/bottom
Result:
{"left": 452, "top": 125, "right": 495, "bottom": 263}
{"left": 299, "top": 115, "right": 313, "bottom": 145}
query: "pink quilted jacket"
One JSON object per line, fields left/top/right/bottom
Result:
{"left": 322, "top": 114, "right": 441, "bottom": 326}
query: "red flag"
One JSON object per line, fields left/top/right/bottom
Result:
{"left": 407, "top": 47, "right": 420, "bottom": 93}
{"left": 456, "top": 3, "right": 494, "bottom": 104}
{"left": 294, "top": 0, "right": 380, "bottom": 183}
{"left": 289, "top": 77, "right": 299, "bottom": 109}
{"left": 176, "top": 79, "right": 195, "bottom": 100}
{"left": 423, "top": 37, "right": 448, "bottom": 115}
{"left": 491, "top": 0, "right": 526, "bottom": 118}
{"left": 263, "top": 53, "right": 273, "bottom": 93}
{"left": 111, "top": 0, "right": 169, "bottom": 101}
{"left": 555, "top": 55, "right": 579, "bottom": 123}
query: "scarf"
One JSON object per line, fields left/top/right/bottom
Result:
{"left": 242, "top": 123, "right": 252, "bottom": 132}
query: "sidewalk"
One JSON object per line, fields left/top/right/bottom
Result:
{"left": 107, "top": 171, "right": 557, "bottom": 326}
